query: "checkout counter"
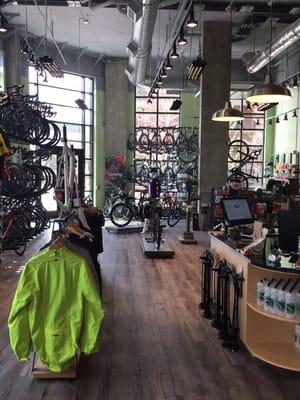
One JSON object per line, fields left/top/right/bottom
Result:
{"left": 210, "top": 198, "right": 300, "bottom": 371}
{"left": 210, "top": 233, "right": 300, "bottom": 371}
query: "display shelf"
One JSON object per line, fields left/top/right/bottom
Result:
{"left": 246, "top": 341, "right": 300, "bottom": 371}
{"left": 247, "top": 301, "right": 300, "bottom": 324}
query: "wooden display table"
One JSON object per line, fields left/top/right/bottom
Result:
{"left": 210, "top": 234, "right": 300, "bottom": 371}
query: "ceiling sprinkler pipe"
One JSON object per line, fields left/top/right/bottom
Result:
{"left": 246, "top": 17, "right": 300, "bottom": 74}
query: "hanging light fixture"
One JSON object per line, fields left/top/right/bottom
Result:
{"left": 161, "top": 67, "right": 168, "bottom": 79}
{"left": 246, "top": 101, "right": 252, "bottom": 111}
{"left": 165, "top": 55, "right": 173, "bottom": 70}
{"left": 170, "top": 42, "right": 179, "bottom": 59}
{"left": 0, "top": 13, "right": 8, "bottom": 33}
{"left": 178, "top": 26, "right": 187, "bottom": 46}
{"left": 246, "top": 0, "right": 291, "bottom": 104}
{"left": 186, "top": 3, "right": 197, "bottom": 28}
{"left": 147, "top": 98, "right": 152, "bottom": 104}
{"left": 212, "top": 101, "right": 244, "bottom": 122}
{"left": 157, "top": 75, "right": 163, "bottom": 86}
{"left": 212, "top": 7, "right": 244, "bottom": 122}
{"left": 276, "top": 116, "right": 280, "bottom": 123}
{"left": 284, "top": 113, "right": 288, "bottom": 121}
{"left": 293, "top": 110, "right": 297, "bottom": 118}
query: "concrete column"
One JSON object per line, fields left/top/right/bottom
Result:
{"left": 105, "top": 60, "right": 129, "bottom": 155}
{"left": 3, "top": 32, "right": 21, "bottom": 87}
{"left": 199, "top": 21, "right": 231, "bottom": 202}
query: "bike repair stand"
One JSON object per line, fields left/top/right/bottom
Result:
{"left": 141, "top": 235, "right": 175, "bottom": 258}
{"left": 178, "top": 185, "right": 197, "bottom": 244}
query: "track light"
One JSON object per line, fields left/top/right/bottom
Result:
{"left": 147, "top": 98, "right": 152, "bottom": 104}
{"left": 269, "top": 119, "right": 272, "bottom": 125}
{"left": 157, "top": 75, "right": 163, "bottom": 86}
{"left": 21, "top": 38, "right": 30, "bottom": 55}
{"left": 276, "top": 116, "right": 280, "bottom": 123}
{"left": 0, "top": 14, "right": 8, "bottom": 32}
{"left": 256, "top": 119, "right": 260, "bottom": 126}
{"left": 186, "top": 4, "right": 197, "bottom": 28}
{"left": 165, "top": 56, "right": 173, "bottom": 70}
{"left": 284, "top": 113, "right": 288, "bottom": 121}
{"left": 161, "top": 67, "right": 168, "bottom": 79}
{"left": 293, "top": 110, "right": 297, "bottom": 118}
{"left": 178, "top": 26, "right": 187, "bottom": 46}
{"left": 170, "top": 42, "right": 179, "bottom": 59}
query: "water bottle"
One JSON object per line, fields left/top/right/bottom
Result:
{"left": 277, "top": 279, "right": 291, "bottom": 316}
{"left": 286, "top": 291, "right": 296, "bottom": 318}
{"left": 264, "top": 279, "right": 276, "bottom": 312}
{"left": 256, "top": 280, "right": 266, "bottom": 307}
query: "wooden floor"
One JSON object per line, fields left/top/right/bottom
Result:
{"left": 1, "top": 224, "right": 300, "bottom": 400}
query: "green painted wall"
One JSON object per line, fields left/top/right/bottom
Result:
{"left": 272, "top": 87, "right": 300, "bottom": 156}
{"left": 94, "top": 89, "right": 105, "bottom": 208}
{"left": 127, "top": 91, "right": 135, "bottom": 193}
{"left": 180, "top": 91, "right": 200, "bottom": 128}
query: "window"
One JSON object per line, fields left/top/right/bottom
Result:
{"left": 135, "top": 86, "right": 180, "bottom": 128}
{"left": 228, "top": 91, "right": 265, "bottom": 188}
{"left": 29, "top": 67, "right": 94, "bottom": 200}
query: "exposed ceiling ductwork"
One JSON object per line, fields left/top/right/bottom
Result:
{"left": 245, "top": 17, "right": 300, "bottom": 74}
{"left": 125, "top": 0, "right": 158, "bottom": 86}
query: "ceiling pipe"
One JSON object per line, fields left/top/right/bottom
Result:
{"left": 245, "top": 17, "right": 300, "bottom": 74}
{"left": 125, "top": 0, "right": 158, "bottom": 85}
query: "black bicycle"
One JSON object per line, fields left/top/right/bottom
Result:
{"left": 110, "top": 192, "right": 150, "bottom": 227}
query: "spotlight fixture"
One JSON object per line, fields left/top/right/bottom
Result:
{"left": 256, "top": 119, "right": 260, "bottom": 126}
{"left": 21, "top": 38, "right": 30, "bottom": 55}
{"left": 170, "top": 42, "right": 179, "bottom": 59}
{"left": 178, "top": 26, "right": 187, "bottom": 46}
{"left": 75, "top": 98, "right": 88, "bottom": 110}
{"left": 212, "top": 101, "right": 244, "bottom": 122}
{"left": 161, "top": 67, "right": 168, "bottom": 79}
{"left": 269, "top": 119, "right": 272, "bottom": 125}
{"left": 147, "top": 98, "right": 152, "bottom": 104}
{"left": 246, "top": 101, "right": 252, "bottom": 111}
{"left": 276, "top": 116, "right": 280, "bottom": 123}
{"left": 293, "top": 110, "right": 297, "bottom": 118}
{"left": 284, "top": 113, "right": 288, "bottom": 121}
{"left": 165, "top": 55, "right": 173, "bottom": 70}
{"left": 170, "top": 99, "right": 182, "bottom": 111}
{"left": 186, "top": 3, "right": 197, "bottom": 28}
{"left": 187, "top": 56, "right": 206, "bottom": 80}
{"left": 157, "top": 75, "right": 163, "bottom": 86}
{"left": 0, "top": 14, "right": 8, "bottom": 33}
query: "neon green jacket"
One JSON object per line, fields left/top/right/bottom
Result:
{"left": 8, "top": 246, "right": 105, "bottom": 372}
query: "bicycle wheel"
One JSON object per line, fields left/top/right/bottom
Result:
{"left": 152, "top": 212, "right": 162, "bottom": 250}
{"left": 110, "top": 203, "right": 133, "bottom": 227}
{"left": 227, "top": 172, "right": 249, "bottom": 191}
{"left": 167, "top": 206, "right": 183, "bottom": 227}
{"left": 177, "top": 141, "right": 198, "bottom": 163}
{"left": 228, "top": 140, "right": 249, "bottom": 162}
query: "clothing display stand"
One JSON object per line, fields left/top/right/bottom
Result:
{"left": 31, "top": 353, "right": 79, "bottom": 379}
{"left": 179, "top": 190, "right": 197, "bottom": 244}
{"left": 141, "top": 236, "right": 175, "bottom": 258}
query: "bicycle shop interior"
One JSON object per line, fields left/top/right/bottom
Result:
{"left": 1, "top": 0, "right": 300, "bottom": 399}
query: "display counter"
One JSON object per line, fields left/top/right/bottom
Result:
{"left": 210, "top": 233, "right": 300, "bottom": 371}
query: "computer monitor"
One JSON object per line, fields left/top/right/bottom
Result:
{"left": 278, "top": 211, "right": 300, "bottom": 253}
{"left": 221, "top": 198, "right": 254, "bottom": 226}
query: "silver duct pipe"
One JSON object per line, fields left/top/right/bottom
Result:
{"left": 246, "top": 17, "right": 300, "bottom": 74}
{"left": 126, "top": 0, "right": 158, "bottom": 85}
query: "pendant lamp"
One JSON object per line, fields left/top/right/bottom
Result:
{"left": 161, "top": 67, "right": 168, "bottom": 78}
{"left": 186, "top": 3, "right": 197, "bottom": 28}
{"left": 165, "top": 55, "right": 173, "bottom": 70}
{"left": 178, "top": 26, "right": 187, "bottom": 46}
{"left": 246, "top": 0, "right": 291, "bottom": 104}
{"left": 212, "top": 101, "right": 244, "bottom": 122}
{"left": 170, "top": 42, "right": 179, "bottom": 59}
{"left": 246, "top": 74, "right": 291, "bottom": 103}
{"left": 212, "top": 8, "right": 244, "bottom": 122}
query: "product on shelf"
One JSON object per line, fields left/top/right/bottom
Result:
{"left": 295, "top": 325, "right": 300, "bottom": 351}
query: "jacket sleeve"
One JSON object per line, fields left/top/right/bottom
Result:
{"left": 79, "top": 261, "right": 105, "bottom": 354}
{"left": 8, "top": 262, "right": 37, "bottom": 361}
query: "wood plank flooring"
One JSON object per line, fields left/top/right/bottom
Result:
{"left": 0, "top": 224, "right": 300, "bottom": 400}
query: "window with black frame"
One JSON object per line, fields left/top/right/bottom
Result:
{"left": 29, "top": 67, "right": 94, "bottom": 206}
{"left": 228, "top": 91, "right": 265, "bottom": 189}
